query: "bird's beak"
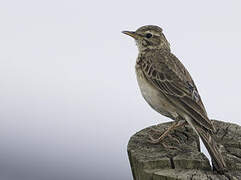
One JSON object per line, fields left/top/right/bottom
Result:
{"left": 122, "top": 31, "right": 139, "bottom": 39}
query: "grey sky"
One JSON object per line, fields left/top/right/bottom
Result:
{"left": 0, "top": 0, "right": 241, "bottom": 179}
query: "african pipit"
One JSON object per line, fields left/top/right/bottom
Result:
{"left": 122, "top": 25, "right": 226, "bottom": 173}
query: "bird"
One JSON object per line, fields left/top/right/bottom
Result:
{"left": 122, "top": 25, "right": 227, "bottom": 173}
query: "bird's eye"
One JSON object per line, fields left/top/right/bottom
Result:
{"left": 145, "top": 33, "right": 152, "bottom": 38}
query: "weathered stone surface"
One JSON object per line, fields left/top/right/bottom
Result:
{"left": 127, "top": 120, "right": 241, "bottom": 180}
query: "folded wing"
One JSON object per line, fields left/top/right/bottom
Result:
{"left": 141, "top": 51, "right": 214, "bottom": 132}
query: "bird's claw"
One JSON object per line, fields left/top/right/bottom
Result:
{"left": 147, "top": 134, "right": 164, "bottom": 144}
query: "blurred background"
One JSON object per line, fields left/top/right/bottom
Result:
{"left": 0, "top": 0, "right": 241, "bottom": 179}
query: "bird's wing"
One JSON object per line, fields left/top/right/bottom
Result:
{"left": 141, "top": 51, "right": 214, "bottom": 131}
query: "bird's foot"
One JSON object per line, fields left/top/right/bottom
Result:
{"left": 148, "top": 133, "right": 166, "bottom": 144}
{"left": 148, "top": 136, "right": 180, "bottom": 150}
{"left": 147, "top": 120, "right": 187, "bottom": 145}
{"left": 147, "top": 132, "right": 180, "bottom": 145}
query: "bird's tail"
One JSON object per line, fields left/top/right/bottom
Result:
{"left": 193, "top": 124, "right": 227, "bottom": 173}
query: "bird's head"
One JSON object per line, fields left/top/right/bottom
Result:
{"left": 122, "top": 25, "right": 170, "bottom": 52}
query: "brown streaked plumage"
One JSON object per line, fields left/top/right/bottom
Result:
{"left": 122, "top": 25, "right": 227, "bottom": 173}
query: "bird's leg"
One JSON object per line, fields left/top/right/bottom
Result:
{"left": 148, "top": 120, "right": 187, "bottom": 144}
{"left": 148, "top": 121, "right": 179, "bottom": 144}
